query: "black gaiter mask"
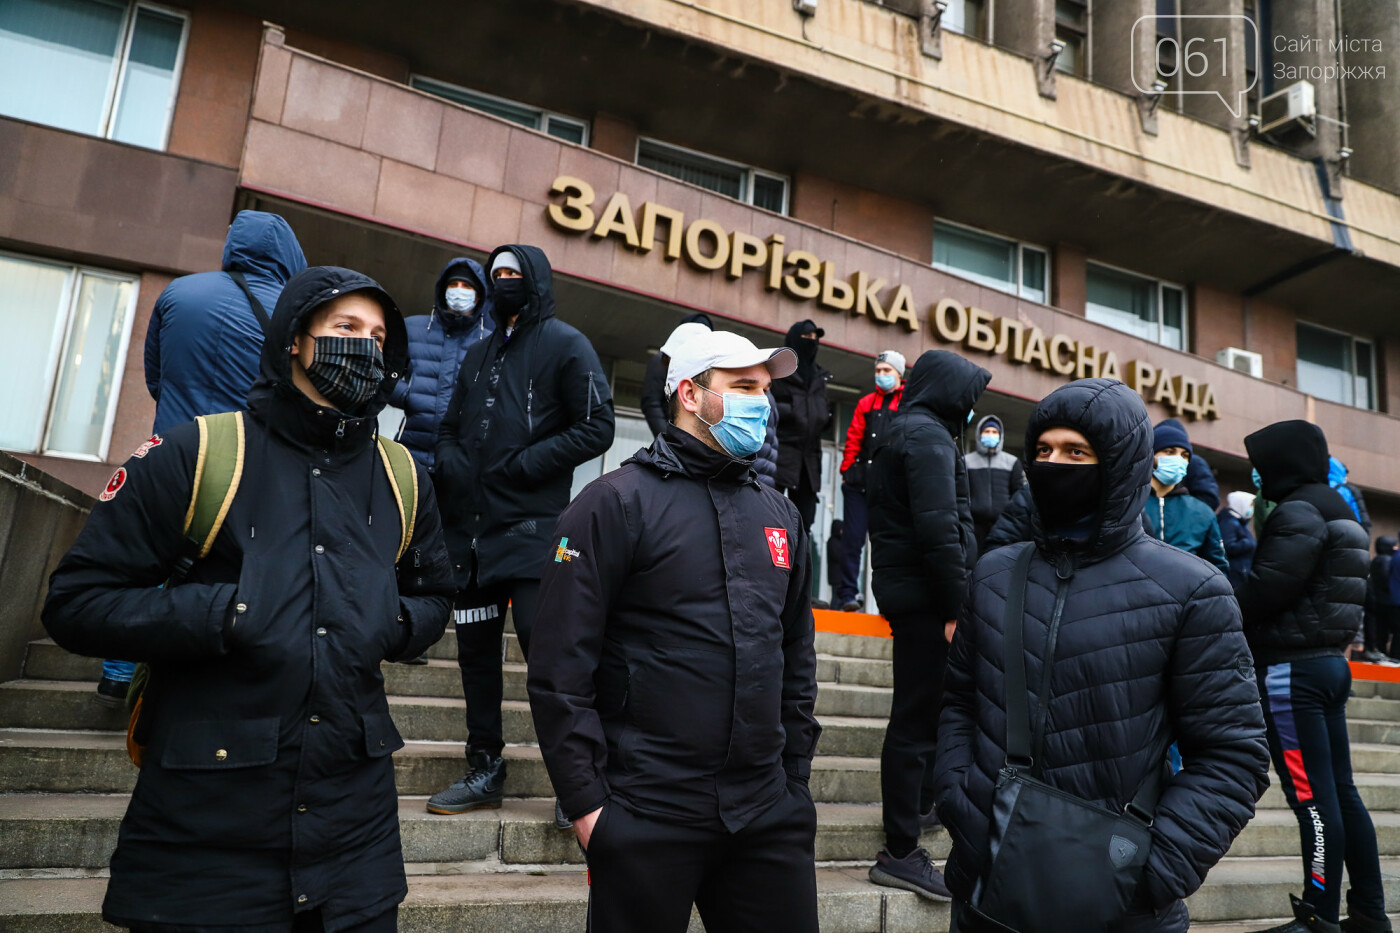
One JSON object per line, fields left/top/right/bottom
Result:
{"left": 492, "top": 278, "right": 529, "bottom": 315}
{"left": 304, "top": 336, "right": 385, "bottom": 413}
{"left": 1026, "top": 461, "right": 1102, "bottom": 535}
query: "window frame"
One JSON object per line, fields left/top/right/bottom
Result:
{"left": 1054, "top": 0, "right": 1091, "bottom": 78}
{"left": 634, "top": 137, "right": 791, "bottom": 215}
{"left": 931, "top": 218, "right": 1052, "bottom": 303}
{"left": 1084, "top": 259, "right": 1189, "bottom": 351}
{"left": 0, "top": 248, "right": 140, "bottom": 462}
{"left": 407, "top": 75, "right": 591, "bottom": 146}
{"left": 1295, "top": 320, "right": 1377, "bottom": 411}
{"left": 104, "top": 1, "right": 190, "bottom": 150}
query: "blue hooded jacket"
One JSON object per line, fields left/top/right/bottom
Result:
{"left": 144, "top": 211, "right": 306, "bottom": 433}
{"left": 389, "top": 257, "right": 495, "bottom": 467}
{"left": 1328, "top": 456, "right": 1372, "bottom": 532}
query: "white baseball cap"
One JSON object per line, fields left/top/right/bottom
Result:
{"left": 659, "top": 322, "right": 711, "bottom": 359}
{"left": 665, "top": 330, "right": 798, "bottom": 396}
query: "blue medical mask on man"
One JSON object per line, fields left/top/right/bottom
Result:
{"left": 875, "top": 372, "right": 899, "bottom": 393}
{"left": 1252, "top": 468, "right": 1262, "bottom": 491}
{"left": 1153, "top": 453, "right": 1189, "bottom": 487}
{"left": 697, "top": 386, "right": 770, "bottom": 458}
{"left": 444, "top": 285, "right": 477, "bottom": 314}
{"left": 979, "top": 430, "right": 1000, "bottom": 450}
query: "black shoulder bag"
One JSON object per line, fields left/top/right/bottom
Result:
{"left": 227, "top": 271, "right": 271, "bottom": 334}
{"left": 962, "top": 544, "right": 1165, "bottom": 933}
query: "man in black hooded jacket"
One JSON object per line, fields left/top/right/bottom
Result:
{"left": 1237, "top": 421, "right": 1388, "bottom": 933}
{"left": 430, "top": 245, "right": 615, "bottom": 819}
{"left": 771, "top": 319, "right": 832, "bottom": 530}
{"left": 934, "top": 378, "right": 1269, "bottom": 933}
{"left": 865, "top": 349, "right": 990, "bottom": 900}
{"left": 43, "top": 266, "right": 456, "bottom": 932}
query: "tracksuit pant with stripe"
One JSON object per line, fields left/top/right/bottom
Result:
{"left": 1258, "top": 655, "right": 1387, "bottom": 924}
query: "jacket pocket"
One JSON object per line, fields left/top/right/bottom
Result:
{"left": 362, "top": 712, "right": 405, "bottom": 759}
{"left": 160, "top": 717, "right": 280, "bottom": 770}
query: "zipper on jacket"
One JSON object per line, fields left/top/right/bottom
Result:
{"left": 335, "top": 419, "right": 346, "bottom": 439}
{"left": 1157, "top": 496, "right": 1166, "bottom": 541}
{"left": 1031, "top": 558, "right": 1074, "bottom": 768}
{"left": 527, "top": 379, "right": 534, "bottom": 433}
{"left": 411, "top": 548, "right": 422, "bottom": 569}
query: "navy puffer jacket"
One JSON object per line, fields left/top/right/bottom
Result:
{"left": 389, "top": 257, "right": 494, "bottom": 467}
{"left": 1237, "top": 421, "right": 1369, "bottom": 665}
{"left": 754, "top": 389, "right": 779, "bottom": 489}
{"left": 934, "top": 379, "right": 1269, "bottom": 924}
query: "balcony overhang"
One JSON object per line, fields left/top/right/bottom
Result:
{"left": 239, "top": 31, "right": 1400, "bottom": 491}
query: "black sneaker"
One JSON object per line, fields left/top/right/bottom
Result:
{"left": 426, "top": 751, "right": 507, "bottom": 814}
{"left": 554, "top": 798, "right": 573, "bottom": 830}
{"left": 869, "top": 847, "right": 952, "bottom": 901}
{"left": 841, "top": 601, "right": 863, "bottom": 613}
{"left": 1250, "top": 896, "right": 1341, "bottom": 933}
{"left": 94, "top": 677, "right": 129, "bottom": 709}
{"left": 1342, "top": 917, "right": 1394, "bottom": 933}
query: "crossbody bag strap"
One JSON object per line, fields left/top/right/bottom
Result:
{"left": 1002, "top": 543, "right": 1037, "bottom": 769}
{"left": 227, "top": 271, "right": 271, "bottom": 335}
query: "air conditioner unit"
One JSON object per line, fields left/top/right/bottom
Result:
{"left": 1258, "top": 81, "right": 1317, "bottom": 136}
{"left": 793, "top": 0, "right": 818, "bottom": 13}
{"left": 1217, "top": 347, "right": 1263, "bottom": 378}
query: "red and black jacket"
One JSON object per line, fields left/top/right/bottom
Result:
{"left": 840, "top": 385, "right": 902, "bottom": 491}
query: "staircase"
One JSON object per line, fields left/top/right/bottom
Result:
{"left": 3, "top": 627, "right": 1399, "bottom": 931}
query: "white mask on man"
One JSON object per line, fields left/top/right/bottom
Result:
{"left": 445, "top": 286, "right": 477, "bottom": 314}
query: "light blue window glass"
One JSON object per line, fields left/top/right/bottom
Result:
{"left": 0, "top": 0, "right": 127, "bottom": 135}
{"left": 45, "top": 273, "right": 134, "bottom": 456}
{"left": 1086, "top": 265, "right": 1159, "bottom": 343}
{"left": 110, "top": 7, "right": 183, "bottom": 148}
{"left": 0, "top": 254, "right": 72, "bottom": 453}
{"left": 934, "top": 222, "right": 1017, "bottom": 293}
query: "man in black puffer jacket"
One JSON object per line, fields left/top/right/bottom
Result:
{"left": 1237, "top": 421, "right": 1388, "bottom": 933}
{"left": 934, "top": 378, "right": 1269, "bottom": 933}
{"left": 865, "top": 349, "right": 990, "bottom": 900}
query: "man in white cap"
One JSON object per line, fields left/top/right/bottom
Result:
{"left": 528, "top": 330, "right": 822, "bottom": 932}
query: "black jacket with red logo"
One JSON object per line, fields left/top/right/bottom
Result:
{"left": 527, "top": 425, "right": 821, "bottom": 832}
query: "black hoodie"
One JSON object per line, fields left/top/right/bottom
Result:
{"left": 43, "top": 266, "right": 455, "bottom": 929}
{"left": 434, "top": 245, "right": 616, "bottom": 588}
{"left": 1236, "top": 420, "right": 1369, "bottom": 663}
{"left": 866, "top": 349, "right": 990, "bottom": 620}
{"left": 770, "top": 320, "right": 833, "bottom": 491}
{"left": 934, "top": 379, "right": 1268, "bottom": 921}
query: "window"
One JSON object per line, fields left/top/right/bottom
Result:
{"left": 0, "top": 252, "right": 138, "bottom": 459}
{"left": 636, "top": 138, "right": 790, "bottom": 214}
{"left": 0, "top": 0, "right": 188, "bottom": 150}
{"left": 1085, "top": 263, "right": 1186, "bottom": 350}
{"left": 932, "top": 221, "right": 1049, "bottom": 303}
{"left": 1054, "top": 0, "right": 1089, "bottom": 77}
{"left": 409, "top": 76, "right": 590, "bottom": 145}
{"left": 1297, "top": 323, "right": 1375, "bottom": 410}
{"left": 942, "top": 0, "right": 987, "bottom": 41}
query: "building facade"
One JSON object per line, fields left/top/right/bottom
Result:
{"left": 4, "top": 0, "right": 1400, "bottom": 602}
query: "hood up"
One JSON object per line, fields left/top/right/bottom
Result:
{"left": 1328, "top": 455, "right": 1350, "bottom": 489}
{"left": 484, "top": 244, "right": 555, "bottom": 333}
{"left": 1245, "top": 420, "right": 1330, "bottom": 503}
{"left": 1226, "top": 490, "right": 1256, "bottom": 518}
{"left": 974, "top": 414, "right": 1004, "bottom": 455}
{"left": 249, "top": 265, "right": 409, "bottom": 425}
{"left": 784, "top": 319, "right": 824, "bottom": 382}
{"left": 902, "top": 350, "right": 990, "bottom": 432}
{"left": 1024, "top": 378, "right": 1152, "bottom": 562}
{"left": 221, "top": 210, "right": 307, "bottom": 285}
{"left": 1375, "top": 535, "right": 1396, "bottom": 555}
{"left": 433, "top": 256, "right": 492, "bottom": 328}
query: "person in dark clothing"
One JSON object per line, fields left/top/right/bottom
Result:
{"left": 528, "top": 328, "right": 819, "bottom": 933}
{"left": 43, "top": 266, "right": 456, "bottom": 933}
{"left": 982, "top": 482, "right": 1035, "bottom": 551}
{"left": 826, "top": 519, "right": 846, "bottom": 597}
{"left": 966, "top": 413, "right": 1024, "bottom": 549}
{"left": 1366, "top": 537, "right": 1399, "bottom": 660}
{"left": 429, "top": 245, "right": 615, "bottom": 822}
{"left": 389, "top": 256, "right": 494, "bottom": 468}
{"left": 1218, "top": 491, "right": 1258, "bottom": 589}
{"left": 835, "top": 350, "right": 906, "bottom": 611}
{"left": 865, "top": 349, "right": 990, "bottom": 901}
{"left": 1184, "top": 449, "right": 1221, "bottom": 511}
{"left": 1328, "top": 456, "right": 1372, "bottom": 535}
{"left": 1237, "top": 421, "right": 1388, "bottom": 933}
{"left": 640, "top": 313, "right": 713, "bottom": 437}
{"left": 1143, "top": 419, "right": 1229, "bottom": 573}
{"left": 754, "top": 388, "right": 781, "bottom": 489}
{"left": 98, "top": 211, "right": 309, "bottom": 708}
{"left": 934, "top": 378, "right": 1269, "bottom": 933}
{"left": 771, "top": 319, "right": 833, "bottom": 531}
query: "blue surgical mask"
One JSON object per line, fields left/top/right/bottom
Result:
{"left": 1244, "top": 506, "right": 1255, "bottom": 521}
{"left": 875, "top": 372, "right": 899, "bottom": 392}
{"left": 444, "top": 286, "right": 477, "bottom": 314}
{"left": 699, "top": 387, "right": 770, "bottom": 458}
{"left": 979, "top": 433, "right": 1000, "bottom": 450}
{"left": 967, "top": 409, "right": 976, "bottom": 424}
{"left": 1251, "top": 468, "right": 1262, "bottom": 491}
{"left": 1153, "top": 454, "right": 1189, "bottom": 487}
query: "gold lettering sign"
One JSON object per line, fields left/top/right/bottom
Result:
{"left": 546, "top": 177, "right": 1220, "bottom": 421}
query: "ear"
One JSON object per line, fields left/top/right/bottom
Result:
{"left": 677, "top": 379, "right": 704, "bottom": 415}
{"left": 290, "top": 332, "right": 311, "bottom": 364}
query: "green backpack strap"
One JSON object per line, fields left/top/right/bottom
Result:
{"left": 376, "top": 435, "right": 418, "bottom": 563}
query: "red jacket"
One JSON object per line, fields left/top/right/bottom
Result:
{"left": 841, "top": 385, "right": 902, "bottom": 474}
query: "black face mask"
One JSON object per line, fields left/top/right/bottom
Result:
{"left": 492, "top": 277, "right": 529, "bottom": 314}
{"left": 1026, "top": 460, "right": 1102, "bottom": 534}
{"left": 304, "top": 336, "right": 385, "bottom": 413}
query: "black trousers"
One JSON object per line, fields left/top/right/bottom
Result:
{"left": 881, "top": 613, "right": 949, "bottom": 856}
{"left": 124, "top": 906, "right": 396, "bottom": 932}
{"left": 1258, "top": 656, "right": 1387, "bottom": 925}
{"left": 784, "top": 470, "right": 819, "bottom": 532}
{"left": 454, "top": 579, "right": 539, "bottom": 758}
{"left": 585, "top": 785, "right": 819, "bottom": 933}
